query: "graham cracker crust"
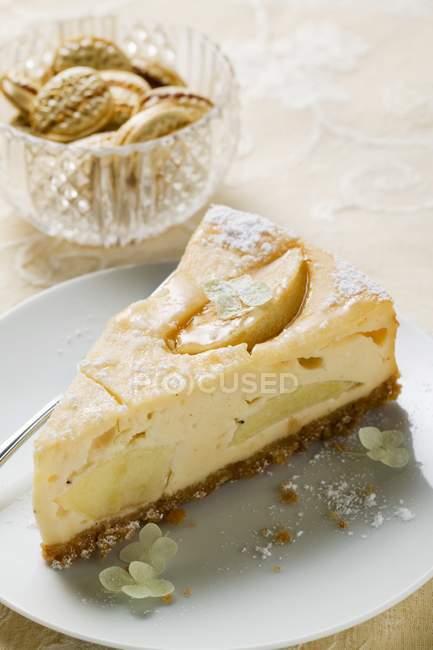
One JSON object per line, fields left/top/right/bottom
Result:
{"left": 43, "top": 376, "right": 400, "bottom": 568}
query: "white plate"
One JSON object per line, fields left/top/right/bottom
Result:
{"left": 1, "top": 264, "right": 433, "bottom": 650}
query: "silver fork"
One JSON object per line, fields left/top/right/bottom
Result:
{"left": 0, "top": 396, "right": 61, "bottom": 467}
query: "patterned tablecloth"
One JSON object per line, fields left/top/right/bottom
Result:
{"left": 1, "top": 0, "right": 433, "bottom": 648}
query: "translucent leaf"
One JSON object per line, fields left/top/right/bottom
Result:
{"left": 382, "top": 447, "right": 410, "bottom": 468}
{"left": 203, "top": 279, "right": 245, "bottom": 320}
{"left": 139, "top": 523, "right": 162, "bottom": 550}
{"left": 99, "top": 566, "right": 134, "bottom": 592}
{"left": 203, "top": 279, "right": 232, "bottom": 303}
{"left": 150, "top": 555, "right": 166, "bottom": 575}
{"left": 382, "top": 430, "right": 404, "bottom": 449}
{"left": 121, "top": 584, "right": 152, "bottom": 599}
{"left": 367, "top": 447, "right": 387, "bottom": 462}
{"left": 119, "top": 542, "right": 145, "bottom": 564}
{"left": 232, "top": 275, "right": 272, "bottom": 307}
{"left": 150, "top": 536, "right": 178, "bottom": 571}
{"left": 229, "top": 275, "right": 252, "bottom": 293}
{"left": 359, "top": 427, "right": 383, "bottom": 450}
{"left": 242, "top": 280, "right": 272, "bottom": 307}
{"left": 145, "top": 578, "right": 175, "bottom": 598}
{"left": 216, "top": 294, "right": 245, "bottom": 320}
{"left": 129, "top": 561, "right": 156, "bottom": 584}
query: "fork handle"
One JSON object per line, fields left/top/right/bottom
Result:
{"left": 0, "top": 396, "right": 61, "bottom": 467}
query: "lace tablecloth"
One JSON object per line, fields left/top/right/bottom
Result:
{"left": 1, "top": 0, "right": 433, "bottom": 648}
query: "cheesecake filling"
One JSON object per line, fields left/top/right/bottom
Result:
{"left": 35, "top": 326, "right": 396, "bottom": 546}
{"left": 58, "top": 445, "right": 175, "bottom": 520}
{"left": 230, "top": 380, "right": 356, "bottom": 445}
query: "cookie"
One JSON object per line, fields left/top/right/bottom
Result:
{"left": 100, "top": 70, "right": 151, "bottom": 129}
{"left": 139, "top": 86, "right": 213, "bottom": 120}
{"left": 73, "top": 131, "right": 116, "bottom": 147}
{"left": 132, "top": 58, "right": 186, "bottom": 88}
{"left": 114, "top": 103, "right": 196, "bottom": 145}
{"left": 51, "top": 36, "right": 132, "bottom": 75}
{"left": 1, "top": 68, "right": 39, "bottom": 115}
{"left": 31, "top": 66, "right": 113, "bottom": 143}
{"left": 9, "top": 113, "right": 32, "bottom": 133}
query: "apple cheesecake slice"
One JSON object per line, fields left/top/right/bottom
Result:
{"left": 33, "top": 205, "right": 399, "bottom": 567}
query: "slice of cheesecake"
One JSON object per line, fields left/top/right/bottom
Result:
{"left": 33, "top": 205, "right": 399, "bottom": 567}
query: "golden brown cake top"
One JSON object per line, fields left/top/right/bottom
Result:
{"left": 36, "top": 205, "right": 394, "bottom": 448}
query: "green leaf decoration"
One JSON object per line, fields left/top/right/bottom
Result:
{"left": 139, "top": 523, "right": 163, "bottom": 550}
{"left": 99, "top": 566, "right": 134, "bottom": 592}
{"left": 203, "top": 276, "right": 272, "bottom": 320}
{"left": 359, "top": 427, "right": 383, "bottom": 450}
{"left": 119, "top": 541, "right": 145, "bottom": 564}
{"left": 360, "top": 426, "right": 409, "bottom": 469}
{"left": 382, "top": 429, "right": 404, "bottom": 449}
{"left": 202, "top": 279, "right": 233, "bottom": 303}
{"left": 99, "top": 523, "right": 179, "bottom": 602}
{"left": 145, "top": 578, "right": 175, "bottom": 598}
{"left": 150, "top": 537, "right": 178, "bottom": 573}
{"left": 121, "top": 584, "right": 153, "bottom": 599}
{"left": 367, "top": 447, "right": 387, "bottom": 462}
{"left": 231, "top": 275, "right": 272, "bottom": 307}
{"left": 129, "top": 561, "right": 157, "bottom": 584}
{"left": 150, "top": 555, "right": 166, "bottom": 575}
{"left": 203, "top": 280, "right": 243, "bottom": 319}
{"left": 382, "top": 447, "right": 410, "bottom": 468}
{"left": 216, "top": 293, "right": 245, "bottom": 320}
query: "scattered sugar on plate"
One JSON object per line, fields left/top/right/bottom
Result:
{"left": 254, "top": 543, "right": 273, "bottom": 560}
{"left": 371, "top": 512, "right": 385, "bottom": 528}
{"left": 394, "top": 507, "right": 415, "bottom": 522}
{"left": 240, "top": 428, "right": 417, "bottom": 566}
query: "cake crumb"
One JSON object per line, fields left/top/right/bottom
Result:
{"left": 329, "top": 440, "right": 346, "bottom": 452}
{"left": 274, "top": 450, "right": 287, "bottom": 464}
{"left": 279, "top": 483, "right": 299, "bottom": 504}
{"left": 364, "top": 492, "right": 377, "bottom": 508}
{"left": 329, "top": 511, "right": 349, "bottom": 529}
{"left": 183, "top": 587, "right": 192, "bottom": 598}
{"left": 362, "top": 483, "right": 377, "bottom": 497}
{"left": 272, "top": 565, "right": 281, "bottom": 573}
{"left": 259, "top": 527, "right": 273, "bottom": 539}
{"left": 165, "top": 508, "right": 186, "bottom": 525}
{"left": 162, "top": 594, "right": 173, "bottom": 604}
{"left": 274, "top": 528, "right": 293, "bottom": 545}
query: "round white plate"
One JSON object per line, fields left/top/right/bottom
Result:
{"left": 1, "top": 264, "right": 433, "bottom": 650}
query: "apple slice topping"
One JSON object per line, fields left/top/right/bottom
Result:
{"left": 175, "top": 247, "right": 308, "bottom": 354}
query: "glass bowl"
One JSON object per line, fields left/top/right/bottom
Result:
{"left": 0, "top": 14, "right": 239, "bottom": 246}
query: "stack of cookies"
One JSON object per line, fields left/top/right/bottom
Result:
{"left": 1, "top": 35, "right": 213, "bottom": 146}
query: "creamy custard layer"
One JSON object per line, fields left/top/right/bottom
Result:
{"left": 34, "top": 327, "right": 396, "bottom": 546}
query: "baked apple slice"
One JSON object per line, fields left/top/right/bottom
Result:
{"left": 176, "top": 247, "right": 308, "bottom": 353}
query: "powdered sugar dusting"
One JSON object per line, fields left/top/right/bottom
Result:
{"left": 204, "top": 204, "right": 295, "bottom": 256}
{"left": 326, "top": 258, "right": 390, "bottom": 307}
